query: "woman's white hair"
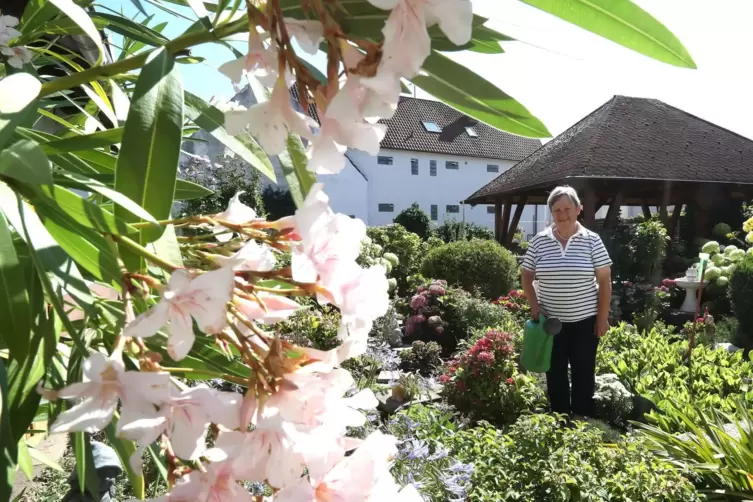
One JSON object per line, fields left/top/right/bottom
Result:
{"left": 547, "top": 186, "right": 581, "bottom": 210}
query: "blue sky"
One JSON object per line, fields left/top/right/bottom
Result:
{"left": 113, "top": 0, "right": 326, "bottom": 103}
{"left": 112, "top": 0, "right": 753, "bottom": 140}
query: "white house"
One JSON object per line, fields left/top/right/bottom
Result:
{"left": 182, "top": 87, "right": 546, "bottom": 235}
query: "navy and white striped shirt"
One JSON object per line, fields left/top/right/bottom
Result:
{"left": 522, "top": 225, "right": 612, "bottom": 323}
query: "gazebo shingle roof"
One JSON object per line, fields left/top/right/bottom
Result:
{"left": 466, "top": 95, "right": 753, "bottom": 204}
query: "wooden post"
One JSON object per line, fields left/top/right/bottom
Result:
{"left": 659, "top": 181, "right": 672, "bottom": 227}
{"left": 500, "top": 199, "right": 512, "bottom": 245}
{"left": 669, "top": 203, "right": 683, "bottom": 238}
{"left": 641, "top": 203, "right": 652, "bottom": 220}
{"left": 494, "top": 202, "right": 502, "bottom": 242}
{"left": 505, "top": 197, "right": 528, "bottom": 246}
{"left": 582, "top": 184, "right": 596, "bottom": 230}
{"left": 604, "top": 191, "right": 624, "bottom": 229}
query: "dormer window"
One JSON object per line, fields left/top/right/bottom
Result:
{"left": 422, "top": 121, "right": 442, "bottom": 133}
{"left": 466, "top": 126, "right": 478, "bottom": 137}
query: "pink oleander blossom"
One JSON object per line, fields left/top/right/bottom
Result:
{"left": 124, "top": 267, "right": 235, "bottom": 361}
{"left": 48, "top": 353, "right": 169, "bottom": 434}
{"left": 234, "top": 291, "right": 301, "bottom": 324}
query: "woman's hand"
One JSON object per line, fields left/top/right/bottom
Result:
{"left": 595, "top": 317, "right": 610, "bottom": 338}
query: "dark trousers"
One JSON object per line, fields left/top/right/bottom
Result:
{"left": 546, "top": 316, "right": 598, "bottom": 417}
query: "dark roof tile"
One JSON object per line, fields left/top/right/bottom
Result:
{"left": 466, "top": 95, "right": 753, "bottom": 203}
{"left": 378, "top": 96, "right": 541, "bottom": 161}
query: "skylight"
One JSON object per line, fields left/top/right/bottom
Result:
{"left": 466, "top": 126, "right": 478, "bottom": 137}
{"left": 422, "top": 121, "right": 442, "bottom": 133}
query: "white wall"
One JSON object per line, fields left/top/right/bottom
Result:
{"left": 344, "top": 148, "right": 545, "bottom": 237}
{"left": 317, "top": 157, "right": 369, "bottom": 221}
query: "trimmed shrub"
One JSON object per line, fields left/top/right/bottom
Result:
{"left": 393, "top": 202, "right": 432, "bottom": 240}
{"left": 421, "top": 239, "right": 517, "bottom": 299}
{"left": 728, "top": 255, "right": 753, "bottom": 347}
{"left": 398, "top": 341, "right": 443, "bottom": 376}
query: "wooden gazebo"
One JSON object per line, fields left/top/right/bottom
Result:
{"left": 465, "top": 96, "right": 753, "bottom": 246}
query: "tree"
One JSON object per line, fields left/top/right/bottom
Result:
{"left": 394, "top": 202, "right": 432, "bottom": 239}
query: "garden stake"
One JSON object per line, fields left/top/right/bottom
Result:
{"left": 689, "top": 260, "right": 708, "bottom": 391}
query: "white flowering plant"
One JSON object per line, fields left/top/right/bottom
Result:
{"left": 0, "top": 0, "right": 693, "bottom": 501}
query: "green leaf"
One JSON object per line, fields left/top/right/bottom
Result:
{"left": 28, "top": 446, "right": 64, "bottom": 472}
{"left": 146, "top": 225, "right": 183, "bottom": 282}
{"left": 44, "top": 128, "right": 124, "bottom": 152}
{"left": 520, "top": 0, "right": 696, "bottom": 68}
{"left": 105, "top": 418, "right": 144, "bottom": 500}
{"left": 56, "top": 172, "right": 160, "bottom": 226}
{"left": 411, "top": 51, "right": 551, "bottom": 138}
{"left": 0, "top": 183, "right": 97, "bottom": 319}
{"left": 0, "top": 360, "right": 17, "bottom": 502}
{"left": 37, "top": 204, "right": 122, "bottom": 286}
{"left": 33, "top": 184, "right": 137, "bottom": 235}
{"left": 185, "top": 0, "right": 212, "bottom": 29}
{"left": 184, "top": 91, "right": 276, "bottom": 182}
{"left": 128, "top": 0, "right": 149, "bottom": 16}
{"left": 73, "top": 432, "right": 100, "bottom": 497}
{"left": 0, "top": 211, "right": 31, "bottom": 363}
{"left": 49, "top": 0, "right": 105, "bottom": 65}
{"left": 279, "top": 134, "right": 315, "bottom": 207}
{"left": 116, "top": 48, "right": 183, "bottom": 270}
{"left": 92, "top": 12, "right": 170, "bottom": 47}
{"left": 174, "top": 179, "right": 214, "bottom": 200}
{"left": 0, "top": 140, "right": 53, "bottom": 188}
{"left": 0, "top": 73, "right": 41, "bottom": 150}
{"left": 19, "top": 17, "right": 109, "bottom": 43}
{"left": 16, "top": 439, "right": 33, "bottom": 481}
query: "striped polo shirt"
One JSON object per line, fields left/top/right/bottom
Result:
{"left": 522, "top": 224, "right": 612, "bottom": 322}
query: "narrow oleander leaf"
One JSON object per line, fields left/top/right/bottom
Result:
{"left": 174, "top": 179, "right": 213, "bottom": 200}
{"left": 28, "top": 446, "right": 64, "bottom": 472}
{"left": 45, "top": 127, "right": 124, "bottom": 153}
{"left": 0, "top": 360, "right": 17, "bottom": 502}
{"left": 521, "top": 0, "right": 696, "bottom": 68}
{"left": 92, "top": 13, "right": 170, "bottom": 47}
{"left": 185, "top": 0, "right": 212, "bottom": 29}
{"left": 105, "top": 418, "right": 145, "bottom": 500}
{"left": 34, "top": 184, "right": 138, "bottom": 235}
{"left": 0, "top": 183, "right": 97, "bottom": 318}
{"left": 19, "top": 17, "right": 109, "bottom": 44}
{"left": 129, "top": 0, "right": 149, "bottom": 16}
{"left": 0, "top": 210, "right": 31, "bottom": 363}
{"left": 279, "top": 134, "right": 315, "bottom": 208}
{"left": 116, "top": 48, "right": 183, "bottom": 270}
{"left": 16, "top": 439, "right": 33, "bottom": 481}
{"left": 57, "top": 172, "right": 160, "bottom": 226}
{"left": 0, "top": 140, "right": 53, "bottom": 188}
{"left": 0, "top": 73, "right": 41, "bottom": 150}
{"left": 73, "top": 432, "right": 100, "bottom": 496}
{"left": 147, "top": 225, "right": 183, "bottom": 283}
{"left": 48, "top": 0, "right": 105, "bottom": 65}
{"left": 412, "top": 51, "right": 551, "bottom": 138}
{"left": 184, "top": 91, "right": 276, "bottom": 182}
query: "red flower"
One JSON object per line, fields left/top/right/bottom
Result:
{"left": 455, "top": 381, "right": 466, "bottom": 392}
{"left": 506, "top": 378, "right": 514, "bottom": 385}
{"left": 439, "top": 374, "right": 451, "bottom": 383}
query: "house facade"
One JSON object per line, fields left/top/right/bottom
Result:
{"left": 182, "top": 88, "right": 547, "bottom": 237}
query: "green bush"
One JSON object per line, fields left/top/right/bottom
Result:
{"left": 261, "top": 185, "right": 296, "bottom": 220}
{"left": 421, "top": 239, "right": 518, "bottom": 299}
{"left": 442, "top": 288, "right": 518, "bottom": 343}
{"left": 393, "top": 202, "right": 432, "bottom": 240}
{"left": 367, "top": 224, "right": 423, "bottom": 294}
{"left": 433, "top": 219, "right": 494, "bottom": 243}
{"left": 277, "top": 304, "right": 341, "bottom": 350}
{"left": 441, "top": 329, "right": 546, "bottom": 425}
{"left": 597, "top": 323, "right": 753, "bottom": 431}
{"left": 439, "top": 414, "right": 701, "bottom": 502}
{"left": 639, "top": 398, "right": 753, "bottom": 498}
{"left": 728, "top": 255, "right": 753, "bottom": 347}
{"left": 398, "top": 341, "right": 443, "bottom": 376}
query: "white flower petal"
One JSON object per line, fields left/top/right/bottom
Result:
{"left": 167, "top": 310, "right": 196, "bottom": 361}
{"left": 286, "top": 19, "right": 324, "bottom": 55}
{"left": 123, "top": 301, "right": 171, "bottom": 339}
{"left": 427, "top": 0, "right": 473, "bottom": 46}
{"left": 49, "top": 396, "right": 117, "bottom": 434}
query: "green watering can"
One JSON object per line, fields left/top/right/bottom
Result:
{"left": 521, "top": 314, "right": 561, "bottom": 373}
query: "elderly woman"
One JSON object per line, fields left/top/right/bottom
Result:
{"left": 521, "top": 186, "right": 612, "bottom": 419}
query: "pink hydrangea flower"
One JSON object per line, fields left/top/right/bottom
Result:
{"left": 410, "top": 294, "right": 427, "bottom": 310}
